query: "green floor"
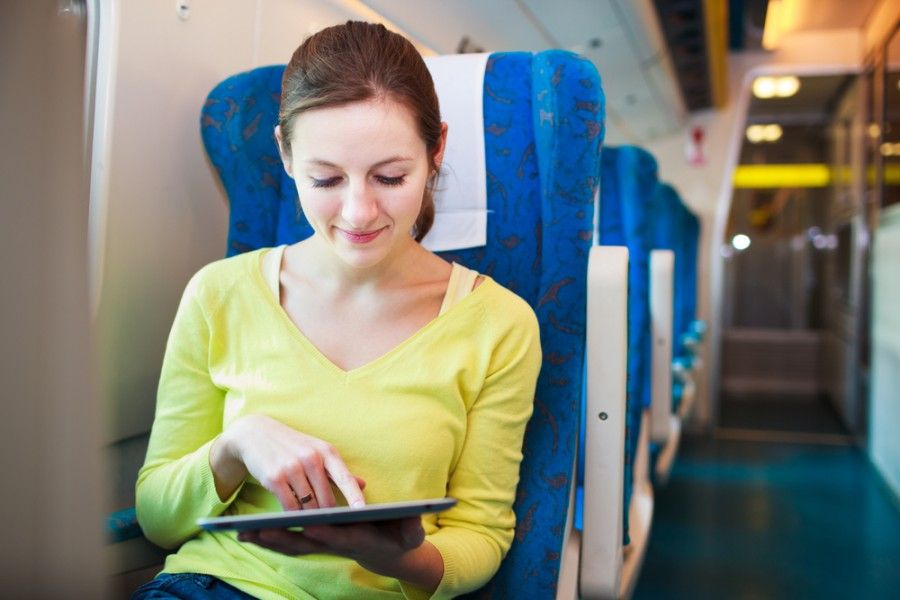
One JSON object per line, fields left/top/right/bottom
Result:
{"left": 634, "top": 436, "right": 900, "bottom": 599}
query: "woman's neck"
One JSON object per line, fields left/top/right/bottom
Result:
{"left": 286, "top": 234, "right": 430, "bottom": 297}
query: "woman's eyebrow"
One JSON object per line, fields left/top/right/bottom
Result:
{"left": 304, "top": 156, "right": 415, "bottom": 168}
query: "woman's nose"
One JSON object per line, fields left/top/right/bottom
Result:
{"left": 341, "top": 183, "right": 379, "bottom": 228}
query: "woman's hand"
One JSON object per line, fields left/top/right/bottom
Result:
{"left": 211, "top": 416, "right": 443, "bottom": 589}
{"left": 209, "top": 414, "right": 366, "bottom": 510}
{"left": 238, "top": 518, "right": 443, "bottom": 591}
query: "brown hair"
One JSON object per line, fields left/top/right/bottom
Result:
{"left": 279, "top": 21, "right": 441, "bottom": 242}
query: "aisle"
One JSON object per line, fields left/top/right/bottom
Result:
{"left": 634, "top": 436, "right": 900, "bottom": 599}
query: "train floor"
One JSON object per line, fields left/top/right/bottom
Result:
{"left": 717, "top": 392, "right": 852, "bottom": 442}
{"left": 633, "top": 434, "right": 900, "bottom": 599}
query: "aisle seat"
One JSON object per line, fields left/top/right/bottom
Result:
{"left": 648, "top": 182, "right": 707, "bottom": 482}
{"left": 567, "top": 145, "right": 659, "bottom": 599}
{"left": 651, "top": 183, "right": 701, "bottom": 422}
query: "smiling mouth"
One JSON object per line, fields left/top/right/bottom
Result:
{"left": 338, "top": 227, "right": 386, "bottom": 244}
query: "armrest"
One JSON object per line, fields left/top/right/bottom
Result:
{"left": 580, "top": 245, "right": 628, "bottom": 599}
{"left": 689, "top": 319, "right": 707, "bottom": 339}
{"left": 672, "top": 357, "right": 697, "bottom": 421}
{"left": 671, "top": 356, "right": 692, "bottom": 383}
{"left": 653, "top": 414, "right": 682, "bottom": 485}
{"left": 649, "top": 250, "right": 674, "bottom": 445}
{"left": 108, "top": 506, "right": 142, "bottom": 543}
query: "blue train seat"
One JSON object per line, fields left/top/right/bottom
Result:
{"left": 200, "top": 50, "right": 603, "bottom": 598}
{"left": 650, "top": 183, "right": 702, "bottom": 409}
{"left": 649, "top": 182, "right": 710, "bottom": 481}
{"left": 569, "top": 145, "right": 658, "bottom": 598}
{"left": 671, "top": 192, "right": 701, "bottom": 420}
{"left": 652, "top": 184, "right": 699, "bottom": 368}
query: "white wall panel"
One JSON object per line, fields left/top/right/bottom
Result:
{"left": 93, "top": 0, "right": 425, "bottom": 443}
{"left": 363, "top": 0, "right": 546, "bottom": 53}
{"left": 2, "top": 2, "right": 105, "bottom": 594}
{"left": 255, "top": 0, "right": 362, "bottom": 65}
{"left": 95, "top": 0, "right": 257, "bottom": 442}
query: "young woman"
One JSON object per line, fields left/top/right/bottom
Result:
{"left": 134, "top": 21, "right": 541, "bottom": 600}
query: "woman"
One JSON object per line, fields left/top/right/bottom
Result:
{"left": 135, "top": 21, "right": 541, "bottom": 600}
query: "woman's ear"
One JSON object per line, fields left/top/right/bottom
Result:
{"left": 432, "top": 122, "right": 449, "bottom": 171}
{"left": 274, "top": 125, "right": 294, "bottom": 178}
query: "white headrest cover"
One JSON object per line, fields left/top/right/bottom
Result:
{"left": 421, "top": 53, "right": 491, "bottom": 252}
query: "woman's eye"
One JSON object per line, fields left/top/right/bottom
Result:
{"left": 311, "top": 177, "right": 341, "bottom": 188}
{"left": 376, "top": 175, "right": 405, "bottom": 187}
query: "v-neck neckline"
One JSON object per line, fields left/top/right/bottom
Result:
{"left": 251, "top": 246, "right": 488, "bottom": 379}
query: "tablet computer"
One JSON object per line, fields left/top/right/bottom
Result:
{"left": 197, "top": 497, "right": 456, "bottom": 532}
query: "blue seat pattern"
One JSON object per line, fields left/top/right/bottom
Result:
{"left": 593, "top": 145, "right": 658, "bottom": 545}
{"left": 201, "top": 50, "right": 604, "bottom": 599}
{"left": 651, "top": 183, "right": 700, "bottom": 377}
{"left": 201, "top": 65, "right": 312, "bottom": 256}
{"left": 679, "top": 205, "right": 700, "bottom": 354}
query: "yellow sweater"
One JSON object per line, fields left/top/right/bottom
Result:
{"left": 136, "top": 248, "right": 542, "bottom": 599}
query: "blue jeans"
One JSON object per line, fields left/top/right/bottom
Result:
{"left": 131, "top": 573, "right": 257, "bottom": 599}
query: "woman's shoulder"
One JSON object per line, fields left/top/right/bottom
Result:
{"left": 473, "top": 276, "right": 540, "bottom": 335}
{"left": 183, "top": 248, "right": 268, "bottom": 305}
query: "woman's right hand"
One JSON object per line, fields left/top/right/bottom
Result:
{"left": 209, "top": 414, "right": 366, "bottom": 511}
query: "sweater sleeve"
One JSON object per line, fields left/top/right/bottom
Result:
{"left": 404, "top": 296, "right": 542, "bottom": 600}
{"left": 135, "top": 271, "right": 241, "bottom": 549}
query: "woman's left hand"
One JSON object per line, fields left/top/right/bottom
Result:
{"left": 237, "top": 516, "right": 424, "bottom": 561}
{"left": 237, "top": 517, "right": 442, "bottom": 590}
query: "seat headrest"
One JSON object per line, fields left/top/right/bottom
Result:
{"left": 422, "top": 53, "right": 491, "bottom": 252}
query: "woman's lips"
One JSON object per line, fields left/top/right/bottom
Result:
{"left": 338, "top": 227, "right": 385, "bottom": 244}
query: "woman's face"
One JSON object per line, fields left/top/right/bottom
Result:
{"left": 278, "top": 98, "right": 444, "bottom": 270}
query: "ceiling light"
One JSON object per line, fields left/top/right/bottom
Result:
{"left": 752, "top": 77, "right": 777, "bottom": 99}
{"left": 752, "top": 75, "right": 800, "bottom": 99}
{"left": 746, "top": 125, "right": 764, "bottom": 143}
{"left": 762, "top": 0, "right": 797, "bottom": 50}
{"left": 762, "top": 0, "right": 784, "bottom": 50}
{"left": 746, "top": 124, "right": 782, "bottom": 143}
{"left": 868, "top": 124, "right": 881, "bottom": 139}
{"left": 882, "top": 143, "right": 900, "bottom": 157}
{"left": 763, "top": 124, "right": 783, "bottom": 142}
{"left": 732, "top": 234, "right": 751, "bottom": 251}
{"left": 775, "top": 76, "right": 800, "bottom": 97}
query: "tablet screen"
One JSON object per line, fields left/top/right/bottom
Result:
{"left": 197, "top": 497, "right": 456, "bottom": 532}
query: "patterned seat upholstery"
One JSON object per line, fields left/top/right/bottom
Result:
{"left": 594, "top": 145, "right": 658, "bottom": 545}
{"left": 201, "top": 50, "right": 604, "bottom": 598}
{"left": 651, "top": 183, "right": 701, "bottom": 398}
{"left": 676, "top": 198, "right": 701, "bottom": 359}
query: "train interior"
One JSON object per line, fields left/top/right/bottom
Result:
{"left": 3, "top": 0, "right": 900, "bottom": 597}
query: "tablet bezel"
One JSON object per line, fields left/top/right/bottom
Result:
{"left": 197, "top": 497, "right": 456, "bottom": 532}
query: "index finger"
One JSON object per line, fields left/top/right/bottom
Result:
{"left": 323, "top": 454, "right": 365, "bottom": 507}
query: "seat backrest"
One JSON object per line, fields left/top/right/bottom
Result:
{"left": 651, "top": 183, "right": 699, "bottom": 358}
{"left": 201, "top": 50, "right": 604, "bottom": 598}
{"left": 597, "top": 145, "right": 658, "bottom": 544}
{"left": 679, "top": 202, "right": 700, "bottom": 349}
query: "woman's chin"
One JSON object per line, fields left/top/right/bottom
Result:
{"left": 330, "top": 240, "right": 395, "bottom": 270}
{"left": 327, "top": 228, "right": 415, "bottom": 270}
